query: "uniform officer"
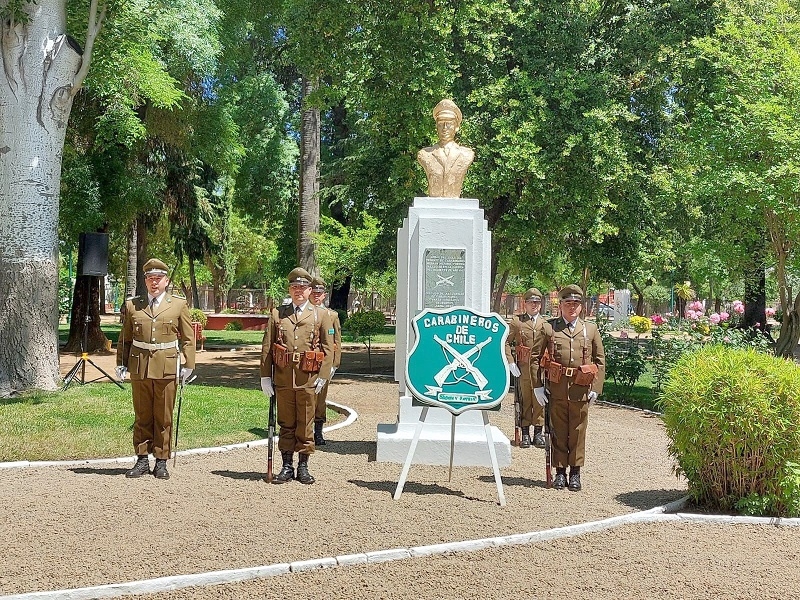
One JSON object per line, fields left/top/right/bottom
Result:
{"left": 504, "top": 288, "right": 548, "bottom": 448}
{"left": 309, "top": 276, "right": 342, "bottom": 446}
{"left": 535, "top": 285, "right": 605, "bottom": 491}
{"left": 116, "top": 258, "right": 195, "bottom": 480}
{"left": 260, "top": 268, "right": 334, "bottom": 484}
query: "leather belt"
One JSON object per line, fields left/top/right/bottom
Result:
{"left": 132, "top": 340, "right": 179, "bottom": 351}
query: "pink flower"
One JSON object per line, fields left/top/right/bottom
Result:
{"left": 687, "top": 310, "right": 700, "bottom": 321}
{"left": 719, "top": 312, "right": 730, "bottom": 321}
{"left": 650, "top": 314, "right": 665, "bottom": 326}
{"left": 688, "top": 300, "right": 704, "bottom": 312}
{"left": 766, "top": 307, "right": 776, "bottom": 317}
{"left": 709, "top": 313, "right": 721, "bottom": 324}
{"left": 734, "top": 303, "right": 745, "bottom": 314}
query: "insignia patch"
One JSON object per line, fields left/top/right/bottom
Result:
{"left": 328, "top": 328, "right": 335, "bottom": 335}
{"left": 406, "top": 307, "right": 510, "bottom": 415}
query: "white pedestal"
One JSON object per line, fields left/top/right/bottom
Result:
{"left": 377, "top": 197, "right": 511, "bottom": 467}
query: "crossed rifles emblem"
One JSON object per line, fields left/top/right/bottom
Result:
{"left": 435, "top": 274, "right": 455, "bottom": 287}
{"left": 424, "top": 335, "right": 492, "bottom": 399}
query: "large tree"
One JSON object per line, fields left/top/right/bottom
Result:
{"left": 0, "top": 0, "right": 107, "bottom": 396}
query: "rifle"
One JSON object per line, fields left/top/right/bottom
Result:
{"left": 544, "top": 382, "right": 553, "bottom": 488}
{"left": 172, "top": 374, "right": 197, "bottom": 467}
{"left": 266, "top": 374, "right": 277, "bottom": 483}
{"left": 512, "top": 365, "right": 522, "bottom": 447}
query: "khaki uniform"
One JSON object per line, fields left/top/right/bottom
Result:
{"left": 117, "top": 293, "right": 195, "bottom": 460}
{"left": 260, "top": 303, "right": 334, "bottom": 455}
{"left": 542, "top": 317, "right": 605, "bottom": 468}
{"left": 315, "top": 308, "right": 342, "bottom": 422}
{"left": 504, "top": 313, "right": 548, "bottom": 428}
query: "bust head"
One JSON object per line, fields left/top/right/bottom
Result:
{"left": 433, "top": 99, "right": 462, "bottom": 145}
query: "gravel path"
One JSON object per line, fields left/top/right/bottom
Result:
{"left": 0, "top": 348, "right": 798, "bottom": 598}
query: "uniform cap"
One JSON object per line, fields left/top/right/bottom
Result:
{"left": 523, "top": 288, "right": 543, "bottom": 302}
{"left": 311, "top": 276, "right": 327, "bottom": 293}
{"left": 433, "top": 99, "right": 463, "bottom": 126}
{"left": 288, "top": 267, "right": 312, "bottom": 286}
{"left": 559, "top": 284, "right": 584, "bottom": 302}
{"left": 143, "top": 258, "right": 169, "bottom": 275}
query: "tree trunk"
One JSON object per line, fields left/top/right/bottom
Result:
{"left": 189, "top": 257, "right": 199, "bottom": 308}
{"left": 492, "top": 268, "right": 509, "bottom": 313}
{"left": 125, "top": 220, "right": 137, "bottom": 301}
{"left": 775, "top": 292, "right": 800, "bottom": 358}
{"left": 297, "top": 76, "right": 320, "bottom": 274}
{"left": 63, "top": 275, "right": 107, "bottom": 352}
{"left": 630, "top": 281, "right": 645, "bottom": 316}
{"left": 743, "top": 254, "right": 766, "bottom": 330}
{"left": 330, "top": 274, "right": 351, "bottom": 311}
{"left": 135, "top": 215, "right": 147, "bottom": 297}
{"left": 0, "top": 3, "right": 84, "bottom": 395}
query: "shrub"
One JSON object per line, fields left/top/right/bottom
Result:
{"left": 344, "top": 309, "right": 385, "bottom": 341}
{"left": 224, "top": 320, "right": 243, "bottom": 331}
{"left": 629, "top": 315, "right": 651, "bottom": 334}
{"left": 189, "top": 308, "right": 208, "bottom": 327}
{"left": 659, "top": 345, "right": 800, "bottom": 517}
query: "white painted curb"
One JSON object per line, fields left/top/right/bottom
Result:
{"left": 4, "top": 496, "right": 800, "bottom": 600}
{"left": 0, "top": 402, "right": 358, "bottom": 471}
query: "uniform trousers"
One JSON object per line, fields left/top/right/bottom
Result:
{"left": 277, "top": 387, "right": 315, "bottom": 454}
{"left": 549, "top": 395, "right": 590, "bottom": 468}
{"left": 132, "top": 378, "right": 176, "bottom": 460}
{"left": 315, "top": 383, "right": 329, "bottom": 422}
{"left": 518, "top": 372, "right": 544, "bottom": 428}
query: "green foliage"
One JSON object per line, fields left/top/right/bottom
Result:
{"left": 659, "top": 346, "right": 800, "bottom": 516}
{"left": 224, "top": 320, "right": 243, "bottom": 331}
{"left": 189, "top": 308, "right": 207, "bottom": 326}
{"left": 344, "top": 310, "right": 386, "bottom": 342}
{"left": 603, "top": 337, "right": 648, "bottom": 394}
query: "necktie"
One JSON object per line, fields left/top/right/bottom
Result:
{"left": 150, "top": 298, "right": 157, "bottom": 311}
{"left": 295, "top": 305, "right": 301, "bottom": 317}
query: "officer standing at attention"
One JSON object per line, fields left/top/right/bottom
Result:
{"left": 309, "top": 276, "right": 342, "bottom": 446}
{"left": 504, "top": 288, "right": 549, "bottom": 448}
{"left": 535, "top": 285, "right": 605, "bottom": 491}
{"left": 116, "top": 258, "right": 195, "bottom": 480}
{"left": 260, "top": 268, "right": 334, "bottom": 484}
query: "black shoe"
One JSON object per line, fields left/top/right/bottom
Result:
{"left": 272, "top": 452, "right": 294, "bottom": 484}
{"left": 314, "top": 421, "right": 326, "bottom": 446}
{"left": 532, "top": 426, "right": 545, "bottom": 448}
{"left": 553, "top": 469, "right": 567, "bottom": 490}
{"left": 520, "top": 426, "right": 531, "bottom": 448}
{"left": 153, "top": 459, "right": 170, "bottom": 480}
{"left": 568, "top": 468, "right": 582, "bottom": 491}
{"left": 296, "top": 455, "right": 315, "bottom": 484}
{"left": 125, "top": 455, "right": 150, "bottom": 478}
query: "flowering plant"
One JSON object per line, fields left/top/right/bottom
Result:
{"left": 650, "top": 314, "right": 665, "bottom": 326}
{"left": 630, "top": 315, "right": 652, "bottom": 334}
{"left": 766, "top": 307, "right": 776, "bottom": 318}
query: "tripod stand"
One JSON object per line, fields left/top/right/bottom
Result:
{"left": 62, "top": 277, "right": 124, "bottom": 391}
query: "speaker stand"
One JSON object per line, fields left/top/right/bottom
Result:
{"left": 62, "top": 277, "right": 124, "bottom": 391}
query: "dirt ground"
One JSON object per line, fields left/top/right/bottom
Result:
{"left": 0, "top": 346, "right": 798, "bottom": 598}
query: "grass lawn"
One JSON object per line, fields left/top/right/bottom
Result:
{"left": 0, "top": 383, "right": 337, "bottom": 462}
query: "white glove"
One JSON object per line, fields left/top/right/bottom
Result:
{"left": 314, "top": 378, "right": 326, "bottom": 394}
{"left": 330, "top": 366, "right": 337, "bottom": 379}
{"left": 588, "top": 390, "right": 598, "bottom": 403}
{"left": 180, "top": 368, "right": 193, "bottom": 383}
{"left": 509, "top": 363, "right": 521, "bottom": 378}
{"left": 534, "top": 387, "right": 548, "bottom": 406}
{"left": 261, "top": 376, "right": 274, "bottom": 396}
{"left": 115, "top": 366, "right": 127, "bottom": 381}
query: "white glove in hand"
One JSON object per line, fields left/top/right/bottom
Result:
{"left": 509, "top": 363, "right": 521, "bottom": 378}
{"left": 180, "top": 368, "right": 193, "bottom": 383}
{"left": 534, "top": 387, "right": 548, "bottom": 406}
{"left": 115, "top": 366, "right": 127, "bottom": 381}
{"left": 314, "top": 378, "right": 326, "bottom": 394}
{"left": 261, "top": 376, "right": 274, "bottom": 396}
{"left": 588, "top": 390, "right": 598, "bottom": 403}
{"left": 330, "top": 366, "right": 337, "bottom": 379}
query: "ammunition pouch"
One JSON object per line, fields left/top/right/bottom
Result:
{"left": 300, "top": 350, "right": 325, "bottom": 373}
{"left": 539, "top": 348, "right": 551, "bottom": 368}
{"left": 547, "top": 361, "right": 563, "bottom": 384}
{"left": 515, "top": 345, "right": 531, "bottom": 364}
{"left": 574, "top": 363, "right": 599, "bottom": 386}
{"left": 272, "top": 343, "right": 290, "bottom": 369}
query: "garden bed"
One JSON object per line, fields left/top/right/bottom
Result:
{"left": 205, "top": 314, "right": 270, "bottom": 331}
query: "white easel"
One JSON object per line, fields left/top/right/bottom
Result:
{"left": 392, "top": 405, "right": 506, "bottom": 506}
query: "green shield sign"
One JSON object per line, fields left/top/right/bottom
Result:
{"left": 406, "top": 307, "right": 510, "bottom": 415}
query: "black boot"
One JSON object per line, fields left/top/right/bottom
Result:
{"left": 153, "top": 459, "right": 170, "bottom": 480}
{"left": 520, "top": 426, "right": 531, "bottom": 448}
{"left": 272, "top": 451, "right": 294, "bottom": 484}
{"left": 314, "top": 421, "right": 326, "bottom": 446}
{"left": 568, "top": 466, "right": 582, "bottom": 491}
{"left": 295, "top": 453, "right": 315, "bottom": 484}
{"left": 532, "top": 426, "right": 546, "bottom": 449}
{"left": 125, "top": 455, "right": 150, "bottom": 478}
{"left": 553, "top": 467, "right": 567, "bottom": 490}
